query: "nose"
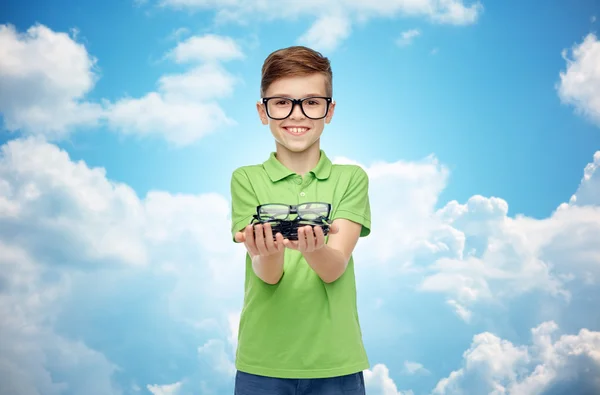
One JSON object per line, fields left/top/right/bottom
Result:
{"left": 289, "top": 101, "right": 305, "bottom": 120}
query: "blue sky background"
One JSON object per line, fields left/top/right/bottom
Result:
{"left": 1, "top": 1, "right": 600, "bottom": 394}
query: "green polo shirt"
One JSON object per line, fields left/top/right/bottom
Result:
{"left": 229, "top": 149, "right": 371, "bottom": 379}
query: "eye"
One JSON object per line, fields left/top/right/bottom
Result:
{"left": 272, "top": 98, "right": 292, "bottom": 106}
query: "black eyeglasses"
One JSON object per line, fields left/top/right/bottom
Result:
{"left": 250, "top": 202, "right": 332, "bottom": 240}
{"left": 261, "top": 96, "right": 332, "bottom": 120}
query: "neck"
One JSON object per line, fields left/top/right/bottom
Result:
{"left": 275, "top": 141, "right": 321, "bottom": 176}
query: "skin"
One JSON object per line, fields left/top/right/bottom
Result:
{"left": 234, "top": 72, "right": 363, "bottom": 284}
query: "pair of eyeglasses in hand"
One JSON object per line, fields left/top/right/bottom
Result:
{"left": 250, "top": 202, "right": 332, "bottom": 241}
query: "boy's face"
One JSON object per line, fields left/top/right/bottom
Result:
{"left": 257, "top": 73, "right": 335, "bottom": 154}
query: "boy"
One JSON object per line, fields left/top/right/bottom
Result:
{"left": 230, "top": 45, "right": 371, "bottom": 395}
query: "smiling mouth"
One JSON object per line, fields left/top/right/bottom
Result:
{"left": 283, "top": 127, "right": 310, "bottom": 136}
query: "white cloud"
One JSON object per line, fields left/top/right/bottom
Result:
{"left": 416, "top": 193, "right": 600, "bottom": 318}
{"left": 0, "top": 23, "right": 103, "bottom": 139}
{"left": 158, "top": 63, "right": 238, "bottom": 102}
{"left": 446, "top": 299, "right": 473, "bottom": 322}
{"left": 428, "top": 0, "right": 482, "bottom": 25}
{"left": 0, "top": 242, "right": 122, "bottom": 395}
{"left": 432, "top": 321, "right": 600, "bottom": 395}
{"left": 402, "top": 360, "right": 430, "bottom": 375}
{"left": 334, "top": 154, "right": 456, "bottom": 266}
{"left": 0, "top": 136, "right": 245, "bottom": 393}
{"left": 147, "top": 381, "right": 182, "bottom": 395}
{"left": 338, "top": 149, "right": 600, "bottom": 326}
{"left": 105, "top": 34, "right": 242, "bottom": 146}
{"left": 557, "top": 33, "right": 600, "bottom": 127}
{"left": 227, "top": 311, "right": 240, "bottom": 355}
{"left": 0, "top": 138, "right": 237, "bottom": 261}
{"left": 0, "top": 136, "right": 148, "bottom": 266}
{"left": 330, "top": 149, "right": 600, "bottom": 394}
{"left": 0, "top": 24, "right": 241, "bottom": 146}
{"left": 568, "top": 151, "right": 600, "bottom": 206}
{"left": 534, "top": 204, "right": 600, "bottom": 287}
{"left": 297, "top": 13, "right": 352, "bottom": 52}
{"left": 105, "top": 92, "right": 234, "bottom": 146}
{"left": 167, "top": 34, "right": 244, "bottom": 63}
{"left": 154, "top": 0, "right": 483, "bottom": 50}
{"left": 364, "top": 364, "right": 415, "bottom": 395}
{"left": 167, "top": 27, "right": 190, "bottom": 42}
{"left": 396, "top": 29, "right": 421, "bottom": 46}
{"left": 198, "top": 339, "right": 236, "bottom": 377}
{"left": 161, "top": 0, "right": 483, "bottom": 25}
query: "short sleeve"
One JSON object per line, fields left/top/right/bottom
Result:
{"left": 230, "top": 168, "right": 259, "bottom": 242}
{"left": 331, "top": 166, "right": 371, "bottom": 237}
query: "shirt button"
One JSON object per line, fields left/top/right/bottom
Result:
{"left": 300, "top": 192, "right": 306, "bottom": 197}
{"left": 295, "top": 178, "right": 302, "bottom": 185}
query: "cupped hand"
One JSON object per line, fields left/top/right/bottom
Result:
{"left": 235, "top": 223, "right": 284, "bottom": 257}
{"left": 283, "top": 222, "right": 339, "bottom": 253}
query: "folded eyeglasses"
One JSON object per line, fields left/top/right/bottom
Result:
{"left": 250, "top": 202, "right": 332, "bottom": 240}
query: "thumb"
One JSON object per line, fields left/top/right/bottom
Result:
{"left": 234, "top": 232, "right": 245, "bottom": 243}
{"left": 329, "top": 222, "right": 340, "bottom": 234}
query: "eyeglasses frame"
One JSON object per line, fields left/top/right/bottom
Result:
{"left": 261, "top": 96, "right": 333, "bottom": 120}
{"left": 251, "top": 202, "right": 332, "bottom": 223}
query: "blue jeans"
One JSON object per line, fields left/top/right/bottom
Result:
{"left": 234, "top": 370, "right": 366, "bottom": 395}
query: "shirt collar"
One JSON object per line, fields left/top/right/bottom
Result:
{"left": 310, "top": 150, "right": 332, "bottom": 180}
{"left": 262, "top": 150, "right": 332, "bottom": 182}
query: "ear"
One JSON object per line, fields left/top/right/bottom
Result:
{"left": 257, "top": 101, "right": 269, "bottom": 125}
{"left": 325, "top": 100, "right": 336, "bottom": 124}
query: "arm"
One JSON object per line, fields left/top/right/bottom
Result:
{"left": 231, "top": 169, "right": 286, "bottom": 285}
{"left": 253, "top": 253, "right": 285, "bottom": 285}
{"left": 302, "top": 218, "right": 362, "bottom": 283}
{"left": 283, "top": 166, "right": 371, "bottom": 283}
{"left": 236, "top": 223, "right": 285, "bottom": 285}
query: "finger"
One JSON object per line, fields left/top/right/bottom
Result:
{"left": 297, "top": 227, "right": 307, "bottom": 251}
{"left": 263, "top": 223, "right": 277, "bottom": 252}
{"left": 314, "top": 226, "right": 324, "bottom": 248}
{"left": 234, "top": 231, "right": 245, "bottom": 243}
{"left": 274, "top": 232, "right": 285, "bottom": 251}
{"left": 244, "top": 225, "right": 259, "bottom": 256}
{"left": 254, "top": 224, "right": 269, "bottom": 255}
{"left": 329, "top": 222, "right": 340, "bottom": 234}
{"left": 304, "top": 226, "right": 315, "bottom": 252}
{"left": 283, "top": 238, "right": 298, "bottom": 250}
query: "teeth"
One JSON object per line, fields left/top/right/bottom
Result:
{"left": 288, "top": 127, "right": 307, "bottom": 134}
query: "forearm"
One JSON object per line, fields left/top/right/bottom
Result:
{"left": 303, "top": 244, "right": 348, "bottom": 283}
{"left": 251, "top": 251, "right": 285, "bottom": 285}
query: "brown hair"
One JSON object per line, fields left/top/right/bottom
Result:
{"left": 260, "top": 46, "right": 333, "bottom": 97}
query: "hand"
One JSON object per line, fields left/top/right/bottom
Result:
{"left": 283, "top": 223, "right": 339, "bottom": 253}
{"left": 235, "top": 223, "right": 284, "bottom": 257}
